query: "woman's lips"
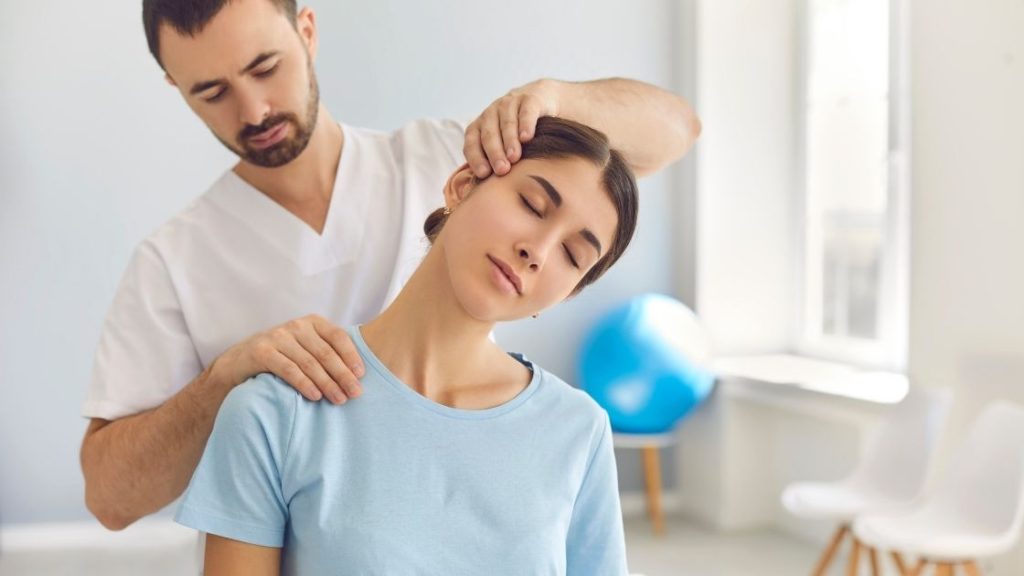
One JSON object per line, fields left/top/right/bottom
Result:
{"left": 488, "top": 255, "right": 522, "bottom": 296}
{"left": 248, "top": 122, "right": 288, "bottom": 150}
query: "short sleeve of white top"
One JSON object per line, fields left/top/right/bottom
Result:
{"left": 83, "top": 119, "right": 466, "bottom": 420}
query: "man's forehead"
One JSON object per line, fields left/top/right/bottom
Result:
{"left": 159, "top": 0, "right": 292, "bottom": 79}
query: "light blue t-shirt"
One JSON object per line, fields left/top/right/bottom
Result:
{"left": 175, "top": 326, "right": 627, "bottom": 575}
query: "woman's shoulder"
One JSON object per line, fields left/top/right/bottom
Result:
{"left": 526, "top": 361, "right": 609, "bottom": 424}
{"left": 218, "top": 373, "right": 301, "bottom": 427}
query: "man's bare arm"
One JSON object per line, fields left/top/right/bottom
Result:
{"left": 464, "top": 77, "right": 702, "bottom": 179}
{"left": 81, "top": 315, "right": 365, "bottom": 530}
{"left": 81, "top": 362, "right": 233, "bottom": 530}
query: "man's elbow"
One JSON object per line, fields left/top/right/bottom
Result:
{"left": 688, "top": 112, "right": 703, "bottom": 143}
{"left": 81, "top": 435, "right": 137, "bottom": 531}
{"left": 675, "top": 101, "right": 702, "bottom": 159}
{"left": 84, "top": 479, "right": 136, "bottom": 531}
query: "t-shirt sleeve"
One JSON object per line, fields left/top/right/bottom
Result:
{"left": 175, "top": 374, "right": 296, "bottom": 548}
{"left": 83, "top": 240, "right": 202, "bottom": 420}
{"left": 565, "top": 414, "right": 629, "bottom": 576}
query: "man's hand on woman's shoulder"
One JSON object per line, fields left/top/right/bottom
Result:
{"left": 214, "top": 315, "right": 365, "bottom": 405}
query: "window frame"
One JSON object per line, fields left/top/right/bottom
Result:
{"left": 794, "top": 0, "right": 910, "bottom": 371}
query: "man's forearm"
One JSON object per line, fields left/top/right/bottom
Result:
{"left": 80, "top": 359, "right": 235, "bottom": 530}
{"left": 546, "top": 77, "right": 701, "bottom": 176}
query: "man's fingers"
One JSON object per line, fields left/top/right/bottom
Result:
{"left": 499, "top": 96, "right": 522, "bottom": 163}
{"left": 478, "top": 108, "right": 511, "bottom": 176}
{"left": 517, "top": 96, "right": 543, "bottom": 143}
{"left": 278, "top": 337, "right": 347, "bottom": 404}
{"left": 311, "top": 321, "right": 365, "bottom": 400}
{"left": 296, "top": 330, "right": 360, "bottom": 402}
{"left": 267, "top": 349, "right": 323, "bottom": 402}
{"left": 462, "top": 123, "right": 492, "bottom": 179}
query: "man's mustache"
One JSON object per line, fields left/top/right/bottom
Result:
{"left": 239, "top": 114, "right": 294, "bottom": 141}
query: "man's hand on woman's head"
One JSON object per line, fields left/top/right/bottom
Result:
{"left": 215, "top": 315, "right": 365, "bottom": 404}
{"left": 463, "top": 79, "right": 561, "bottom": 179}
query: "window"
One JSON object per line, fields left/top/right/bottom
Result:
{"left": 798, "top": 0, "right": 908, "bottom": 369}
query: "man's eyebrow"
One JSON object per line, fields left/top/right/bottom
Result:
{"left": 241, "top": 51, "right": 279, "bottom": 74}
{"left": 189, "top": 51, "right": 280, "bottom": 95}
{"left": 528, "top": 175, "right": 563, "bottom": 208}
{"left": 189, "top": 78, "right": 225, "bottom": 96}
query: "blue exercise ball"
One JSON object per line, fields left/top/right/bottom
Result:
{"left": 578, "top": 294, "right": 715, "bottom": 434}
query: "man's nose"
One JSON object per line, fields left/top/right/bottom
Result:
{"left": 237, "top": 88, "right": 270, "bottom": 128}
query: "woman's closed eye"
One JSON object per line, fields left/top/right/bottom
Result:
{"left": 520, "top": 194, "right": 542, "bottom": 217}
{"left": 563, "top": 245, "right": 580, "bottom": 269}
{"left": 521, "top": 194, "right": 580, "bottom": 269}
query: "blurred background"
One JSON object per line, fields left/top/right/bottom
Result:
{"left": 1, "top": 0, "right": 1021, "bottom": 574}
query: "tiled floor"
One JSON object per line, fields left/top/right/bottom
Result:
{"left": 623, "top": 515, "right": 820, "bottom": 576}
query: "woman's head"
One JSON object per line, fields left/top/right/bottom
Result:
{"left": 425, "top": 117, "right": 639, "bottom": 321}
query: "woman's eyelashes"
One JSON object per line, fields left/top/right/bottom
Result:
{"left": 520, "top": 194, "right": 542, "bottom": 217}
{"left": 564, "top": 245, "right": 580, "bottom": 269}
{"left": 519, "top": 194, "right": 580, "bottom": 269}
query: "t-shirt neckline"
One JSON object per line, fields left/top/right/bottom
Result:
{"left": 349, "top": 325, "right": 541, "bottom": 420}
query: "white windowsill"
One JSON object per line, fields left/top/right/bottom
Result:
{"left": 711, "top": 354, "right": 909, "bottom": 415}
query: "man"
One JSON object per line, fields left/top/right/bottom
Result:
{"left": 80, "top": 0, "right": 700, "bottom": 532}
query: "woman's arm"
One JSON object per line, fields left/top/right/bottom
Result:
{"left": 566, "top": 415, "right": 629, "bottom": 575}
{"left": 205, "top": 534, "right": 281, "bottom": 576}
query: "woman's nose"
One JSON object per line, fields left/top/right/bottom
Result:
{"left": 519, "top": 248, "right": 540, "bottom": 271}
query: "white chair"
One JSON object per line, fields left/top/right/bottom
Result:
{"left": 781, "top": 385, "right": 953, "bottom": 575}
{"left": 854, "top": 400, "right": 1024, "bottom": 576}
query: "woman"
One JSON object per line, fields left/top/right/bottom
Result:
{"left": 175, "top": 117, "right": 639, "bottom": 575}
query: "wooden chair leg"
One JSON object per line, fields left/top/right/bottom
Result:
{"left": 962, "top": 560, "right": 981, "bottom": 576}
{"left": 891, "top": 552, "right": 909, "bottom": 575}
{"left": 640, "top": 445, "right": 665, "bottom": 536}
{"left": 813, "top": 525, "right": 849, "bottom": 576}
{"left": 906, "top": 559, "right": 927, "bottom": 576}
{"left": 935, "top": 563, "right": 954, "bottom": 576}
{"left": 868, "top": 546, "right": 880, "bottom": 576}
{"left": 847, "top": 536, "right": 862, "bottom": 576}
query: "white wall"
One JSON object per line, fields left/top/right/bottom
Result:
{"left": 693, "top": 0, "right": 800, "bottom": 355}
{"left": 908, "top": 0, "right": 1024, "bottom": 572}
{"left": 0, "top": 0, "right": 688, "bottom": 524}
{"left": 907, "top": 0, "right": 1024, "bottom": 404}
{"left": 684, "top": 4, "right": 1024, "bottom": 574}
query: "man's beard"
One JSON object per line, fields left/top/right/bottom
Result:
{"left": 218, "top": 62, "right": 321, "bottom": 168}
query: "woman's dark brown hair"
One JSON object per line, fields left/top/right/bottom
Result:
{"left": 424, "top": 116, "right": 639, "bottom": 295}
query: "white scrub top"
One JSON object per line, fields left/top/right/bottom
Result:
{"left": 83, "top": 119, "right": 465, "bottom": 421}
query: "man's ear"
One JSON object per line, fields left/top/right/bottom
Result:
{"left": 443, "top": 163, "right": 476, "bottom": 211}
{"left": 297, "top": 7, "right": 318, "bottom": 61}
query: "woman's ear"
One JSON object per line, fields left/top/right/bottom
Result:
{"left": 443, "top": 163, "right": 477, "bottom": 210}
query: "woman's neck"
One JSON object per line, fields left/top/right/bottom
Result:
{"left": 360, "top": 248, "right": 531, "bottom": 409}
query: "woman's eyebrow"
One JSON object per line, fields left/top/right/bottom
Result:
{"left": 527, "top": 175, "right": 563, "bottom": 208}
{"left": 580, "top": 229, "right": 602, "bottom": 256}
{"left": 527, "top": 174, "right": 603, "bottom": 255}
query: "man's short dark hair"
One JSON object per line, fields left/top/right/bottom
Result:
{"left": 143, "top": 0, "right": 298, "bottom": 69}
